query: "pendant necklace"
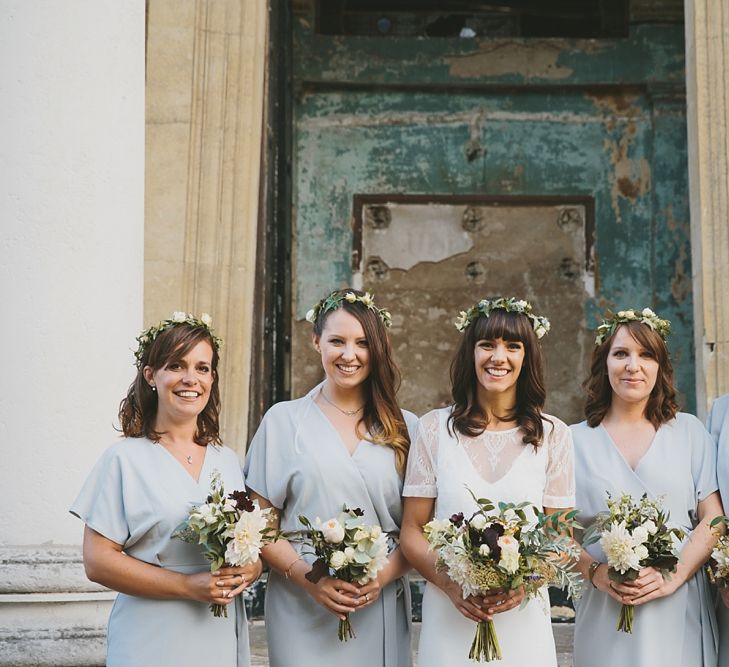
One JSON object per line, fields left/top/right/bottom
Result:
{"left": 186, "top": 455, "right": 193, "bottom": 464}
{"left": 320, "top": 389, "right": 363, "bottom": 417}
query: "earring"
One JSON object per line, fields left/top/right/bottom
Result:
{"left": 150, "top": 385, "right": 156, "bottom": 391}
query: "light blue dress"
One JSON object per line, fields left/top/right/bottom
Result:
{"left": 572, "top": 414, "right": 719, "bottom": 667}
{"left": 244, "top": 383, "right": 417, "bottom": 667}
{"left": 70, "top": 438, "right": 250, "bottom": 667}
{"left": 707, "top": 394, "right": 729, "bottom": 667}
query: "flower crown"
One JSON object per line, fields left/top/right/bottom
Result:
{"left": 454, "top": 297, "right": 550, "bottom": 339}
{"left": 134, "top": 311, "right": 222, "bottom": 367}
{"left": 594, "top": 308, "right": 671, "bottom": 346}
{"left": 305, "top": 290, "right": 392, "bottom": 328}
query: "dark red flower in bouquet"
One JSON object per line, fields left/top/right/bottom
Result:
{"left": 229, "top": 490, "right": 255, "bottom": 512}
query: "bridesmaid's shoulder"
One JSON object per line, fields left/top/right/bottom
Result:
{"left": 261, "top": 394, "right": 311, "bottom": 422}
{"left": 709, "top": 393, "right": 729, "bottom": 419}
{"left": 417, "top": 405, "right": 451, "bottom": 426}
{"left": 567, "top": 419, "right": 594, "bottom": 442}
{"left": 665, "top": 411, "right": 706, "bottom": 433}
{"left": 400, "top": 408, "right": 419, "bottom": 432}
{"left": 541, "top": 413, "right": 569, "bottom": 432}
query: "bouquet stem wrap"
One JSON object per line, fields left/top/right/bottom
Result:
{"left": 470, "top": 619, "right": 501, "bottom": 662}
{"left": 617, "top": 604, "right": 634, "bottom": 633}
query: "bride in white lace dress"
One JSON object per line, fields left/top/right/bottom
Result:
{"left": 401, "top": 298, "right": 575, "bottom": 667}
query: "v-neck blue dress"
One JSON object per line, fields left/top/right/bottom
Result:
{"left": 70, "top": 438, "right": 250, "bottom": 667}
{"left": 244, "top": 384, "right": 417, "bottom": 667}
{"left": 572, "top": 414, "right": 719, "bottom": 667}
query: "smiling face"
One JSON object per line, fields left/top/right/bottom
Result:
{"left": 144, "top": 339, "right": 214, "bottom": 427}
{"left": 474, "top": 336, "right": 525, "bottom": 403}
{"left": 314, "top": 308, "right": 370, "bottom": 392}
{"left": 606, "top": 325, "right": 659, "bottom": 409}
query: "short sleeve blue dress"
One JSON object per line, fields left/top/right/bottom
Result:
{"left": 70, "top": 438, "right": 250, "bottom": 667}
{"left": 572, "top": 413, "right": 719, "bottom": 667}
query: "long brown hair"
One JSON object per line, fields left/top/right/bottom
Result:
{"left": 448, "top": 308, "right": 548, "bottom": 447}
{"left": 584, "top": 320, "right": 678, "bottom": 428}
{"left": 312, "top": 289, "right": 410, "bottom": 473}
{"left": 118, "top": 324, "right": 222, "bottom": 445}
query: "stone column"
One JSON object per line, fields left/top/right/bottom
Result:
{"left": 0, "top": 2, "right": 145, "bottom": 663}
{"left": 145, "top": 0, "right": 268, "bottom": 451}
{"left": 685, "top": 0, "right": 729, "bottom": 416}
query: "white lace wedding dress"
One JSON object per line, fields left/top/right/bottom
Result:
{"left": 403, "top": 407, "right": 575, "bottom": 667}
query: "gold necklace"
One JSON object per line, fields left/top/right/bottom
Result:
{"left": 320, "top": 389, "right": 363, "bottom": 417}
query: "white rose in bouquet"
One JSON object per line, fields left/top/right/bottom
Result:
{"left": 330, "top": 551, "right": 347, "bottom": 570}
{"left": 320, "top": 518, "right": 345, "bottom": 543}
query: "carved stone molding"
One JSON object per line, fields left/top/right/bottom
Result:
{"left": 145, "top": 0, "right": 268, "bottom": 450}
{"left": 685, "top": 0, "right": 729, "bottom": 414}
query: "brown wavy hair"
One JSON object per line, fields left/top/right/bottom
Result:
{"left": 448, "top": 308, "right": 548, "bottom": 448}
{"left": 584, "top": 320, "right": 678, "bottom": 428}
{"left": 118, "top": 324, "right": 222, "bottom": 445}
{"left": 312, "top": 289, "right": 410, "bottom": 474}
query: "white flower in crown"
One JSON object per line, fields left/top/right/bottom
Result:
{"left": 344, "top": 292, "right": 357, "bottom": 303}
{"left": 515, "top": 300, "right": 528, "bottom": 309}
{"left": 201, "top": 313, "right": 213, "bottom": 326}
{"left": 642, "top": 307, "right": 655, "bottom": 317}
{"left": 305, "top": 308, "right": 316, "bottom": 323}
{"left": 172, "top": 311, "right": 187, "bottom": 322}
{"left": 361, "top": 293, "right": 374, "bottom": 306}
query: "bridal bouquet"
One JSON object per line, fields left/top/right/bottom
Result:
{"left": 174, "top": 471, "right": 279, "bottom": 617}
{"left": 584, "top": 492, "right": 684, "bottom": 633}
{"left": 424, "top": 492, "right": 582, "bottom": 662}
{"left": 297, "top": 507, "right": 389, "bottom": 641}
{"left": 707, "top": 516, "right": 729, "bottom": 587}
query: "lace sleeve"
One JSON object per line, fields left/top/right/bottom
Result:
{"left": 402, "top": 411, "right": 441, "bottom": 498}
{"left": 542, "top": 418, "right": 576, "bottom": 508}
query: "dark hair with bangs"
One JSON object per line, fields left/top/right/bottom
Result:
{"left": 118, "top": 324, "right": 222, "bottom": 445}
{"left": 584, "top": 320, "right": 678, "bottom": 428}
{"left": 448, "top": 308, "right": 548, "bottom": 447}
{"left": 312, "top": 289, "right": 410, "bottom": 474}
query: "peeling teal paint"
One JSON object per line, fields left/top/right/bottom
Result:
{"left": 292, "top": 18, "right": 694, "bottom": 411}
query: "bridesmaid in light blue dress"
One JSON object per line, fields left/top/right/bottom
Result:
{"left": 70, "top": 314, "right": 258, "bottom": 667}
{"left": 707, "top": 393, "right": 729, "bottom": 666}
{"left": 245, "top": 289, "right": 415, "bottom": 666}
{"left": 572, "top": 310, "right": 722, "bottom": 667}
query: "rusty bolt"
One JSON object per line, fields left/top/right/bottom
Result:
{"left": 559, "top": 257, "right": 580, "bottom": 281}
{"left": 465, "top": 261, "right": 486, "bottom": 284}
{"left": 558, "top": 207, "right": 583, "bottom": 229}
{"left": 365, "top": 205, "right": 391, "bottom": 229}
{"left": 462, "top": 207, "right": 485, "bottom": 232}
{"left": 365, "top": 256, "right": 390, "bottom": 281}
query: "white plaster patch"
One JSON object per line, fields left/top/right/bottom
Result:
{"left": 363, "top": 204, "right": 474, "bottom": 271}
